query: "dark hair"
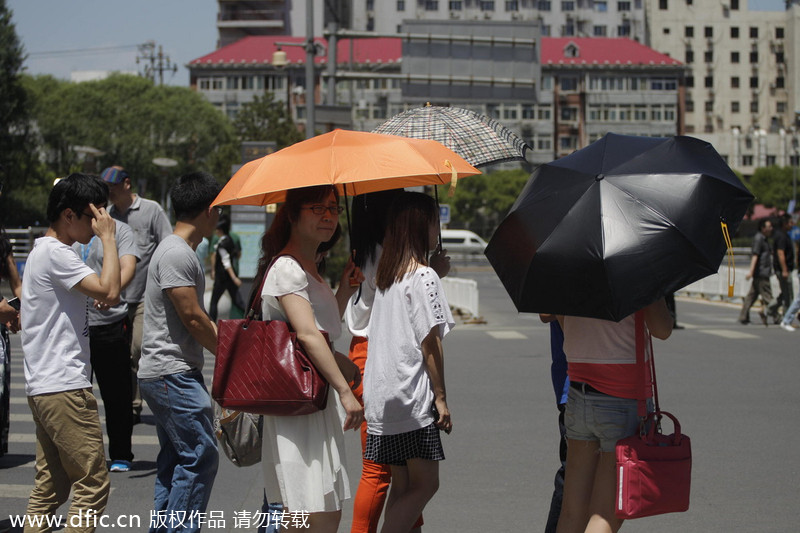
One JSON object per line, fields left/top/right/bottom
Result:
{"left": 46, "top": 173, "right": 109, "bottom": 223}
{"left": 376, "top": 191, "right": 439, "bottom": 290}
{"left": 249, "top": 185, "right": 339, "bottom": 306}
{"left": 170, "top": 172, "right": 222, "bottom": 221}
{"left": 217, "top": 214, "right": 231, "bottom": 234}
{"left": 316, "top": 224, "right": 342, "bottom": 276}
{"left": 758, "top": 218, "right": 772, "bottom": 231}
{"left": 351, "top": 189, "right": 405, "bottom": 269}
{"left": 777, "top": 213, "right": 792, "bottom": 228}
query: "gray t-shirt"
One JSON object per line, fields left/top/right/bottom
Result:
{"left": 72, "top": 221, "right": 141, "bottom": 326}
{"left": 109, "top": 195, "right": 172, "bottom": 304}
{"left": 752, "top": 231, "right": 773, "bottom": 279}
{"left": 138, "top": 234, "right": 206, "bottom": 379}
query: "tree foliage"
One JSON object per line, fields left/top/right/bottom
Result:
{"left": 232, "top": 92, "right": 303, "bottom": 149}
{"left": 746, "top": 165, "right": 796, "bottom": 210}
{"left": 18, "top": 73, "right": 239, "bottom": 223}
{"left": 446, "top": 167, "right": 531, "bottom": 239}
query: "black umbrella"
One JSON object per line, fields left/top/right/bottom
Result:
{"left": 485, "top": 133, "right": 754, "bottom": 321}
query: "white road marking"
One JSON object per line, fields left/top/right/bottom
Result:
{"left": 700, "top": 329, "right": 759, "bottom": 339}
{"left": 486, "top": 330, "right": 528, "bottom": 340}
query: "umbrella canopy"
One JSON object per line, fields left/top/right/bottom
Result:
{"left": 213, "top": 129, "right": 481, "bottom": 206}
{"left": 372, "top": 105, "right": 529, "bottom": 168}
{"left": 485, "top": 133, "right": 754, "bottom": 321}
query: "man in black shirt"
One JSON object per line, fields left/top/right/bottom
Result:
{"left": 768, "top": 214, "right": 795, "bottom": 323}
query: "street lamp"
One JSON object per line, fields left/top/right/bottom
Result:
{"left": 271, "top": 46, "right": 292, "bottom": 119}
{"left": 153, "top": 157, "right": 178, "bottom": 211}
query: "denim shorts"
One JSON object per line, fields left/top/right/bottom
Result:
{"left": 564, "top": 385, "right": 652, "bottom": 452}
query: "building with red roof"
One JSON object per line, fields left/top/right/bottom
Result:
{"left": 188, "top": 31, "right": 686, "bottom": 163}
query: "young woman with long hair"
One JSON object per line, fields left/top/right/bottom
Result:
{"left": 253, "top": 185, "right": 364, "bottom": 533}
{"left": 362, "top": 191, "right": 455, "bottom": 533}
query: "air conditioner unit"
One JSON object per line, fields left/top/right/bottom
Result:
{"left": 484, "top": 10, "right": 492, "bottom": 19}
{"left": 769, "top": 83, "right": 776, "bottom": 90}
{"left": 450, "top": 10, "right": 461, "bottom": 18}
{"left": 706, "top": 37, "right": 713, "bottom": 47}
{"left": 511, "top": 12, "right": 522, "bottom": 19}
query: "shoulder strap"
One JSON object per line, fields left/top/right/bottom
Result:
{"left": 634, "top": 310, "right": 658, "bottom": 418}
{"left": 247, "top": 254, "right": 303, "bottom": 321}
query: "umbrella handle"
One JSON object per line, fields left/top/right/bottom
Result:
{"left": 720, "top": 221, "right": 735, "bottom": 297}
{"left": 444, "top": 160, "right": 458, "bottom": 197}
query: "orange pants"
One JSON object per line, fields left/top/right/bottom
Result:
{"left": 349, "top": 337, "right": 423, "bottom": 533}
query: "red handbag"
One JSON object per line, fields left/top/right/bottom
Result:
{"left": 211, "top": 255, "right": 330, "bottom": 416}
{"left": 615, "top": 311, "right": 691, "bottom": 519}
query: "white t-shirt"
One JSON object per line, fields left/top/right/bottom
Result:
{"left": 344, "top": 246, "right": 381, "bottom": 338}
{"left": 21, "top": 237, "right": 96, "bottom": 396}
{"left": 364, "top": 266, "right": 455, "bottom": 435}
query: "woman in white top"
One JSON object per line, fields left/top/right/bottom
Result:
{"left": 362, "top": 192, "right": 455, "bottom": 533}
{"left": 252, "top": 185, "right": 364, "bottom": 533}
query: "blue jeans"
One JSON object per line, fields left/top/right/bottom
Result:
{"left": 781, "top": 276, "right": 800, "bottom": 325}
{"left": 139, "top": 370, "right": 219, "bottom": 532}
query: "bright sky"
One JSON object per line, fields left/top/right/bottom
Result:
{"left": 7, "top": 0, "right": 788, "bottom": 86}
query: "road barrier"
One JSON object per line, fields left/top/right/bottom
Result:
{"left": 677, "top": 265, "right": 782, "bottom": 302}
{"left": 441, "top": 277, "right": 480, "bottom": 318}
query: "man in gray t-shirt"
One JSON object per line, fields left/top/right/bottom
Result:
{"left": 739, "top": 218, "right": 774, "bottom": 325}
{"left": 137, "top": 172, "right": 221, "bottom": 524}
{"left": 101, "top": 166, "right": 172, "bottom": 422}
{"left": 73, "top": 221, "right": 140, "bottom": 471}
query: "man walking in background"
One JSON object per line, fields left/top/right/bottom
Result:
{"left": 101, "top": 166, "right": 172, "bottom": 424}
{"left": 768, "top": 214, "right": 794, "bottom": 324}
{"left": 739, "top": 218, "right": 774, "bottom": 326}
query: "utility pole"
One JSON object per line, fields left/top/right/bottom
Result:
{"left": 136, "top": 41, "right": 178, "bottom": 85}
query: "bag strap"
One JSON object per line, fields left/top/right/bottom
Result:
{"left": 247, "top": 254, "right": 303, "bottom": 322}
{"left": 634, "top": 310, "right": 659, "bottom": 419}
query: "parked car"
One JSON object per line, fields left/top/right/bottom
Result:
{"left": 440, "top": 229, "right": 488, "bottom": 254}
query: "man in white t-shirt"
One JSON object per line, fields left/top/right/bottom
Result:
{"left": 20, "top": 173, "right": 121, "bottom": 532}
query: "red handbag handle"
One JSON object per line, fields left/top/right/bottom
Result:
{"left": 642, "top": 410, "right": 684, "bottom": 446}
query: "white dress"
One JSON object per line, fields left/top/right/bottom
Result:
{"left": 260, "top": 256, "right": 350, "bottom": 512}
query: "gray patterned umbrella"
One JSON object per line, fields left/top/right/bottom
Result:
{"left": 373, "top": 105, "right": 530, "bottom": 168}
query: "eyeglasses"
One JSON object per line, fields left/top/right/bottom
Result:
{"left": 303, "top": 205, "right": 344, "bottom": 216}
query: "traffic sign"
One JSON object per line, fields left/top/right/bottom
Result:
{"left": 439, "top": 204, "right": 451, "bottom": 225}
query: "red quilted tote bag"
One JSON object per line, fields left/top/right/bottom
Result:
{"left": 211, "top": 256, "right": 329, "bottom": 416}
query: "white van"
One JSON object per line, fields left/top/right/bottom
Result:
{"left": 440, "top": 229, "right": 488, "bottom": 254}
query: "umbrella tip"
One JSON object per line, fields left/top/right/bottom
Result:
{"left": 595, "top": 174, "right": 605, "bottom": 181}
{"left": 425, "top": 102, "right": 431, "bottom": 107}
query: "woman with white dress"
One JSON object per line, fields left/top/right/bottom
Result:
{"left": 252, "top": 185, "right": 364, "bottom": 533}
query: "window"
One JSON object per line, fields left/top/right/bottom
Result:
{"left": 618, "top": 1, "right": 631, "bottom": 10}
{"left": 594, "top": 25, "right": 607, "bottom": 36}
{"left": 704, "top": 26, "right": 713, "bottom": 38}
{"left": 750, "top": 100, "right": 758, "bottom": 113}
{"left": 424, "top": 0, "right": 438, "bottom": 9}
{"left": 685, "top": 99, "right": 694, "bottom": 113}
{"left": 664, "top": 105, "right": 676, "bottom": 121}
{"left": 367, "top": 0, "right": 374, "bottom": 9}
{"left": 563, "top": 21, "right": 576, "bottom": 36}
{"left": 397, "top": 0, "right": 406, "bottom": 10}
{"left": 486, "top": 104, "right": 499, "bottom": 119}
{"left": 731, "top": 101, "right": 740, "bottom": 113}
{"left": 541, "top": 24, "right": 551, "bottom": 36}
{"left": 749, "top": 26, "right": 758, "bottom": 39}
{"left": 776, "top": 77, "right": 785, "bottom": 89}
{"left": 651, "top": 78, "right": 678, "bottom": 90}
{"left": 730, "top": 0, "right": 739, "bottom": 8}
{"left": 560, "top": 77, "right": 578, "bottom": 91}
{"left": 730, "top": 27, "right": 739, "bottom": 39}
{"left": 542, "top": 75, "right": 553, "bottom": 90}
{"left": 537, "top": 137, "right": 552, "bottom": 151}
{"left": 618, "top": 23, "right": 631, "bottom": 36}
{"left": 367, "top": 16, "right": 375, "bottom": 31}
{"left": 562, "top": 1, "right": 575, "bottom": 10}
{"left": 704, "top": 50, "right": 713, "bottom": 63}
{"left": 659, "top": 0, "right": 667, "bottom": 9}
{"left": 742, "top": 155, "right": 753, "bottom": 166}
{"left": 634, "top": 105, "right": 648, "bottom": 120}
{"left": 685, "top": 50, "right": 694, "bottom": 63}
{"left": 776, "top": 27, "right": 784, "bottom": 39}
{"left": 595, "top": 0, "right": 607, "bottom": 11}
{"left": 663, "top": 28, "right": 671, "bottom": 35}
{"left": 560, "top": 107, "right": 578, "bottom": 121}
{"left": 704, "top": 101, "right": 714, "bottom": 112}
{"left": 651, "top": 106, "right": 663, "bottom": 121}
{"left": 226, "top": 76, "right": 239, "bottom": 90}
{"left": 450, "top": 0, "right": 463, "bottom": 7}
{"left": 731, "top": 77, "right": 740, "bottom": 88}
{"left": 504, "top": 106, "right": 518, "bottom": 120}
{"left": 538, "top": 0, "right": 551, "bottom": 9}
{"left": 560, "top": 136, "right": 577, "bottom": 150}
{"left": 766, "top": 155, "right": 776, "bottom": 166}
{"left": 750, "top": 76, "right": 758, "bottom": 88}
{"left": 480, "top": 0, "right": 495, "bottom": 9}
{"left": 538, "top": 105, "right": 552, "bottom": 120}
{"left": 776, "top": 52, "right": 785, "bottom": 63}
{"left": 522, "top": 105, "right": 535, "bottom": 119}
{"left": 685, "top": 26, "right": 694, "bottom": 38}
{"left": 686, "top": 76, "right": 694, "bottom": 87}
{"left": 505, "top": 0, "right": 519, "bottom": 10}
{"left": 777, "top": 102, "right": 787, "bottom": 113}
{"left": 704, "top": 76, "right": 713, "bottom": 88}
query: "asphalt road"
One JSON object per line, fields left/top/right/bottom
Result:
{"left": 1, "top": 266, "right": 798, "bottom": 532}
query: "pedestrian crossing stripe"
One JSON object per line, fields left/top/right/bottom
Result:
{"left": 486, "top": 330, "right": 528, "bottom": 339}
{"left": 1, "top": 484, "right": 116, "bottom": 499}
{"left": 700, "top": 329, "right": 759, "bottom": 339}
{"left": 8, "top": 434, "right": 161, "bottom": 446}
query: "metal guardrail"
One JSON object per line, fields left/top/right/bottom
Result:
{"left": 441, "top": 277, "right": 480, "bottom": 319}
{"left": 5, "top": 227, "right": 47, "bottom": 262}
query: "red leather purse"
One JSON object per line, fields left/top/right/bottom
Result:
{"left": 615, "top": 311, "right": 691, "bottom": 519}
{"left": 212, "top": 255, "right": 329, "bottom": 416}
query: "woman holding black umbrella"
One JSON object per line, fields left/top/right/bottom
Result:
{"left": 556, "top": 300, "right": 672, "bottom": 533}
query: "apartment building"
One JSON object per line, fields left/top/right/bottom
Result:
{"left": 645, "top": 0, "right": 800, "bottom": 173}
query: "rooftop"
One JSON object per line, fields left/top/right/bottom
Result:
{"left": 541, "top": 38, "right": 682, "bottom": 66}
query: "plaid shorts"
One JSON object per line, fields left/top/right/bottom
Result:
{"left": 364, "top": 423, "right": 445, "bottom": 466}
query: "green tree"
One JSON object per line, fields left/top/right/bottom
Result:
{"left": 22, "top": 73, "right": 238, "bottom": 218}
{"left": 232, "top": 92, "right": 303, "bottom": 149}
{"left": 447, "top": 167, "right": 530, "bottom": 239}
{"left": 746, "top": 165, "right": 794, "bottom": 210}
{"left": 0, "top": 1, "right": 43, "bottom": 226}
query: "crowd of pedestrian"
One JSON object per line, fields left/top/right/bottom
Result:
{"left": 1, "top": 165, "right": 767, "bottom": 533}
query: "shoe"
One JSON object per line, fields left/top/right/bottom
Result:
{"left": 672, "top": 323, "right": 685, "bottom": 330}
{"left": 780, "top": 323, "right": 796, "bottom": 332}
{"left": 109, "top": 460, "right": 132, "bottom": 472}
{"left": 758, "top": 311, "right": 768, "bottom": 326}
{"left": 738, "top": 319, "right": 750, "bottom": 325}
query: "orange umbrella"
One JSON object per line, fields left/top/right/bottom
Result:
{"left": 213, "top": 129, "right": 481, "bottom": 206}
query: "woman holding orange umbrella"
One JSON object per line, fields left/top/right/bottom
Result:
{"left": 251, "top": 185, "right": 364, "bottom": 532}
